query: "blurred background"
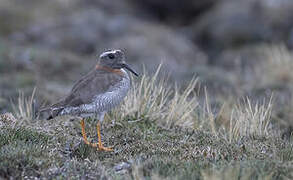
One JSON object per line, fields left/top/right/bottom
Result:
{"left": 1, "top": 0, "right": 293, "bottom": 133}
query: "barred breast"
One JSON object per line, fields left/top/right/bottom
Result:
{"left": 92, "top": 69, "right": 130, "bottom": 113}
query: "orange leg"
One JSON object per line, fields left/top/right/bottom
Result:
{"left": 80, "top": 119, "right": 112, "bottom": 151}
{"left": 80, "top": 119, "right": 97, "bottom": 147}
{"left": 97, "top": 121, "right": 113, "bottom": 151}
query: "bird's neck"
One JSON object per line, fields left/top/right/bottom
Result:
{"left": 95, "top": 64, "right": 124, "bottom": 76}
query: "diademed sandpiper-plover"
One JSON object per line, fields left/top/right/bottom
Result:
{"left": 42, "top": 49, "right": 138, "bottom": 151}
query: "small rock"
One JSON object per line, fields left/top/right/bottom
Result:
{"left": 114, "top": 162, "right": 131, "bottom": 173}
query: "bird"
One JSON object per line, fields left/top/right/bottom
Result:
{"left": 41, "top": 49, "right": 138, "bottom": 151}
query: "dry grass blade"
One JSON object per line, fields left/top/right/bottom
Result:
{"left": 12, "top": 87, "right": 36, "bottom": 121}
{"left": 203, "top": 87, "right": 216, "bottom": 135}
{"left": 164, "top": 77, "right": 199, "bottom": 128}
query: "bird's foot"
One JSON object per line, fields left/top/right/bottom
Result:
{"left": 90, "top": 143, "right": 113, "bottom": 151}
{"left": 98, "top": 145, "right": 113, "bottom": 151}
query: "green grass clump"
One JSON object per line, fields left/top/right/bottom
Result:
{"left": 0, "top": 127, "right": 52, "bottom": 178}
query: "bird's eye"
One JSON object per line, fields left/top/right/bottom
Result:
{"left": 108, "top": 53, "right": 115, "bottom": 59}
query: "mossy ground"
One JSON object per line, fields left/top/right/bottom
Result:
{"left": 0, "top": 113, "right": 292, "bottom": 179}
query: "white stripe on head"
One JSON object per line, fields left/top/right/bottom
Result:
{"left": 99, "top": 49, "right": 121, "bottom": 58}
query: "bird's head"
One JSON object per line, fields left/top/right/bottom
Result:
{"left": 98, "top": 49, "right": 138, "bottom": 76}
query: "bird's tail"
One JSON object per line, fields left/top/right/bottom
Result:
{"left": 37, "top": 107, "right": 64, "bottom": 120}
{"left": 37, "top": 98, "right": 67, "bottom": 120}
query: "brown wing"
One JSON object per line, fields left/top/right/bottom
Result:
{"left": 51, "top": 69, "right": 123, "bottom": 108}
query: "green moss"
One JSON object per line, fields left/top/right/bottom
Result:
{"left": 0, "top": 127, "right": 50, "bottom": 147}
{"left": 0, "top": 128, "right": 52, "bottom": 178}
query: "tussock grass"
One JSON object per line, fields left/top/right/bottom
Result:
{"left": 111, "top": 65, "right": 199, "bottom": 128}
{"left": 198, "top": 91, "right": 274, "bottom": 143}
{"left": 227, "top": 96, "right": 273, "bottom": 142}
{"left": 257, "top": 45, "right": 293, "bottom": 136}
{"left": 259, "top": 45, "right": 293, "bottom": 85}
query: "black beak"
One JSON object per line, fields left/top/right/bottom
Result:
{"left": 122, "top": 63, "right": 139, "bottom": 76}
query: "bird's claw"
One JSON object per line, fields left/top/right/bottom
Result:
{"left": 98, "top": 145, "right": 113, "bottom": 151}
